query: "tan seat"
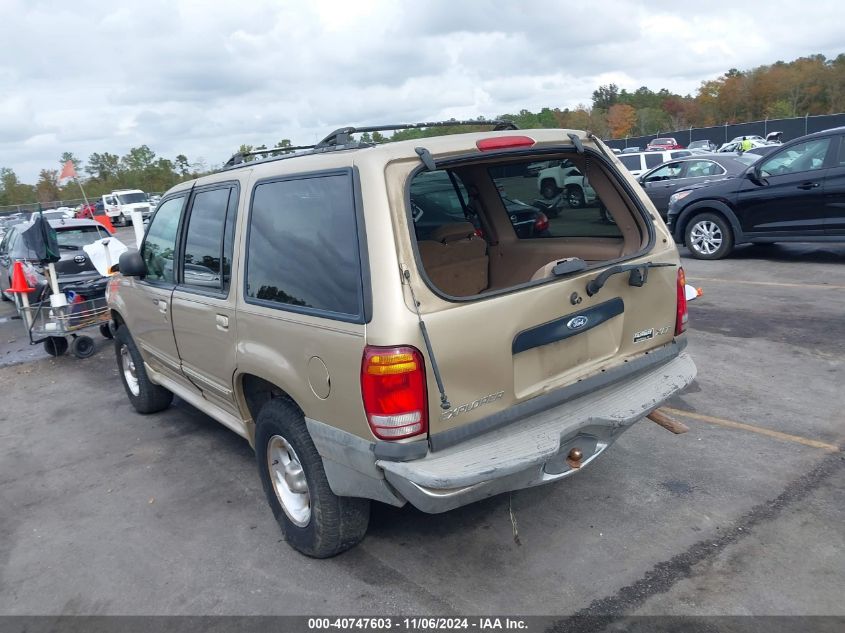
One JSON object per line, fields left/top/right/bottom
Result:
{"left": 418, "top": 222, "right": 488, "bottom": 296}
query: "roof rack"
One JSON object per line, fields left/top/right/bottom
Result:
{"left": 221, "top": 119, "right": 519, "bottom": 171}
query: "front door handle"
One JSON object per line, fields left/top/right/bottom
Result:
{"left": 215, "top": 314, "right": 229, "bottom": 331}
{"left": 797, "top": 181, "right": 820, "bottom": 190}
{"left": 155, "top": 299, "right": 167, "bottom": 314}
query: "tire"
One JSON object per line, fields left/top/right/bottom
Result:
{"left": 44, "top": 337, "right": 68, "bottom": 357}
{"left": 70, "top": 335, "right": 96, "bottom": 359}
{"left": 540, "top": 179, "right": 560, "bottom": 200}
{"left": 255, "top": 399, "right": 370, "bottom": 558}
{"left": 566, "top": 185, "right": 586, "bottom": 208}
{"left": 114, "top": 325, "right": 173, "bottom": 413}
{"left": 684, "top": 212, "right": 734, "bottom": 260}
{"left": 100, "top": 323, "right": 114, "bottom": 339}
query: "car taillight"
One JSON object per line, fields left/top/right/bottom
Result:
{"left": 361, "top": 346, "right": 428, "bottom": 440}
{"left": 533, "top": 212, "right": 549, "bottom": 233}
{"left": 675, "top": 267, "right": 688, "bottom": 335}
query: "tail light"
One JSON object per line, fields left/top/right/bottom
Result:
{"left": 361, "top": 346, "right": 428, "bottom": 440}
{"left": 476, "top": 136, "right": 535, "bottom": 151}
{"left": 533, "top": 212, "right": 549, "bottom": 233}
{"left": 675, "top": 267, "right": 688, "bottom": 335}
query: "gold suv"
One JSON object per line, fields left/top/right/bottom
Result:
{"left": 108, "top": 121, "right": 697, "bottom": 557}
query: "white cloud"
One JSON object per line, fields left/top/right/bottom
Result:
{"left": 1, "top": 0, "right": 843, "bottom": 182}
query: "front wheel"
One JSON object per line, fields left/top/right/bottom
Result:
{"left": 684, "top": 212, "right": 734, "bottom": 260}
{"left": 256, "top": 399, "right": 369, "bottom": 558}
{"left": 566, "top": 185, "right": 586, "bottom": 208}
{"left": 114, "top": 326, "right": 173, "bottom": 413}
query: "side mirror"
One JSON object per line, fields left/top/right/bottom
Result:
{"left": 746, "top": 165, "right": 765, "bottom": 186}
{"left": 118, "top": 249, "right": 146, "bottom": 277}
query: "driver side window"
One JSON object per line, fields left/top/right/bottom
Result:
{"left": 141, "top": 196, "right": 185, "bottom": 284}
{"left": 760, "top": 138, "right": 830, "bottom": 177}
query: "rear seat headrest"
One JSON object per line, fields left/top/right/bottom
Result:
{"left": 430, "top": 222, "right": 476, "bottom": 244}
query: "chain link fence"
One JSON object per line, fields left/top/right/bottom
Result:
{"left": 604, "top": 112, "right": 845, "bottom": 150}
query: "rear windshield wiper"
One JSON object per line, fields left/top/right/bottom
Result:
{"left": 586, "top": 261, "right": 675, "bottom": 297}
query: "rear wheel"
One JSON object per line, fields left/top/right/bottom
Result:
{"left": 256, "top": 398, "right": 369, "bottom": 558}
{"left": 43, "top": 337, "right": 68, "bottom": 357}
{"left": 114, "top": 326, "right": 173, "bottom": 413}
{"left": 684, "top": 212, "right": 734, "bottom": 260}
{"left": 566, "top": 185, "right": 586, "bottom": 208}
{"left": 540, "top": 179, "right": 560, "bottom": 200}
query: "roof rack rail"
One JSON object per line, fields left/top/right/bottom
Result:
{"left": 224, "top": 144, "right": 317, "bottom": 168}
{"left": 316, "top": 119, "right": 518, "bottom": 147}
{"left": 220, "top": 119, "right": 519, "bottom": 171}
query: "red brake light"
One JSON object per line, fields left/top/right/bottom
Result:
{"left": 361, "top": 346, "right": 428, "bottom": 440}
{"left": 675, "top": 267, "right": 688, "bottom": 335}
{"left": 476, "top": 136, "right": 535, "bottom": 151}
{"left": 533, "top": 212, "right": 549, "bottom": 233}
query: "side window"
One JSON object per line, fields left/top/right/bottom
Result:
{"left": 181, "top": 186, "right": 237, "bottom": 293}
{"left": 619, "top": 155, "right": 641, "bottom": 171}
{"left": 686, "top": 160, "right": 724, "bottom": 178}
{"left": 760, "top": 138, "right": 831, "bottom": 177}
{"left": 644, "top": 153, "right": 665, "bottom": 169}
{"left": 246, "top": 173, "right": 362, "bottom": 319}
{"left": 838, "top": 136, "right": 845, "bottom": 167}
{"left": 141, "top": 196, "right": 184, "bottom": 284}
{"left": 645, "top": 162, "right": 683, "bottom": 182}
{"left": 410, "top": 170, "right": 471, "bottom": 241}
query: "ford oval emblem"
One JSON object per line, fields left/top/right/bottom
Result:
{"left": 74, "top": 255, "right": 86, "bottom": 264}
{"left": 567, "top": 315, "right": 589, "bottom": 330}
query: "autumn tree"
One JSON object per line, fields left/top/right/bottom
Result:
{"left": 606, "top": 104, "right": 637, "bottom": 138}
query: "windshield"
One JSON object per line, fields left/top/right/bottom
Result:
{"left": 55, "top": 226, "right": 108, "bottom": 249}
{"left": 651, "top": 139, "right": 672, "bottom": 144}
{"left": 735, "top": 154, "right": 760, "bottom": 165}
{"left": 118, "top": 193, "right": 147, "bottom": 204}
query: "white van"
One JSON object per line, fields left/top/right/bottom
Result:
{"left": 617, "top": 150, "right": 692, "bottom": 177}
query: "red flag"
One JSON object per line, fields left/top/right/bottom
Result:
{"left": 59, "top": 160, "right": 77, "bottom": 182}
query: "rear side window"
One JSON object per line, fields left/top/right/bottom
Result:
{"left": 245, "top": 172, "right": 363, "bottom": 320}
{"left": 644, "top": 154, "right": 665, "bottom": 168}
{"left": 618, "top": 155, "right": 641, "bottom": 171}
{"left": 142, "top": 196, "right": 185, "bottom": 284}
{"left": 181, "top": 186, "right": 238, "bottom": 293}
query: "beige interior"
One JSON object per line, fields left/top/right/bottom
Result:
{"left": 415, "top": 154, "right": 648, "bottom": 297}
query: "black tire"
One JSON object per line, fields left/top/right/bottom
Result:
{"left": 114, "top": 325, "right": 173, "bottom": 413}
{"left": 684, "top": 212, "right": 734, "bottom": 260}
{"left": 255, "top": 399, "right": 370, "bottom": 558}
{"left": 44, "top": 337, "right": 68, "bottom": 357}
{"left": 100, "top": 323, "right": 114, "bottom": 339}
{"left": 566, "top": 185, "right": 586, "bottom": 208}
{"left": 540, "top": 179, "right": 560, "bottom": 200}
{"left": 70, "top": 335, "right": 96, "bottom": 359}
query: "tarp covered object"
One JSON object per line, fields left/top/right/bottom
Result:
{"left": 20, "top": 214, "right": 60, "bottom": 264}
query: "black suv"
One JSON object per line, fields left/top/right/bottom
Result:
{"left": 667, "top": 127, "right": 845, "bottom": 259}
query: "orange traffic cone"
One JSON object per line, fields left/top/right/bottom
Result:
{"left": 93, "top": 214, "right": 116, "bottom": 234}
{"left": 8, "top": 261, "right": 34, "bottom": 294}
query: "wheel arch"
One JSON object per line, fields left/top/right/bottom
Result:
{"left": 237, "top": 373, "right": 305, "bottom": 447}
{"left": 675, "top": 200, "right": 744, "bottom": 245}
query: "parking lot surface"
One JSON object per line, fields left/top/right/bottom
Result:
{"left": 1, "top": 235, "right": 843, "bottom": 617}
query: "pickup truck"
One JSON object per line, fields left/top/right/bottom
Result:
{"left": 102, "top": 189, "right": 152, "bottom": 226}
{"left": 537, "top": 160, "right": 597, "bottom": 208}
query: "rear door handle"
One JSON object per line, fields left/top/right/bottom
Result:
{"left": 797, "top": 182, "right": 820, "bottom": 190}
{"left": 216, "top": 314, "right": 229, "bottom": 331}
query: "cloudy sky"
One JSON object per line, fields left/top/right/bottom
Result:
{"left": 2, "top": 0, "right": 843, "bottom": 182}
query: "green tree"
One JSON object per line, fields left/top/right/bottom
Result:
{"left": 35, "top": 169, "right": 60, "bottom": 204}
{"left": 592, "top": 84, "right": 619, "bottom": 110}
{"left": 85, "top": 152, "right": 122, "bottom": 181}
{"left": 59, "top": 151, "right": 81, "bottom": 173}
{"left": 174, "top": 154, "right": 190, "bottom": 176}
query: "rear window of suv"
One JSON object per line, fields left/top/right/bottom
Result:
{"left": 245, "top": 172, "right": 365, "bottom": 321}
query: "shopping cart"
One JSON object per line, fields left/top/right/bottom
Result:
{"left": 21, "top": 287, "right": 113, "bottom": 359}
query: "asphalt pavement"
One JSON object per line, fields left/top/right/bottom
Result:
{"left": 0, "top": 238, "right": 842, "bottom": 619}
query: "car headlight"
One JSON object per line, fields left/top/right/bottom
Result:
{"left": 669, "top": 190, "right": 693, "bottom": 206}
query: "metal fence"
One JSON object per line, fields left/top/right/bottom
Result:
{"left": 604, "top": 112, "right": 845, "bottom": 150}
{"left": 0, "top": 198, "right": 89, "bottom": 217}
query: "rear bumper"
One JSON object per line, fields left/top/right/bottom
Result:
{"left": 307, "top": 347, "right": 696, "bottom": 514}
{"left": 378, "top": 351, "right": 696, "bottom": 513}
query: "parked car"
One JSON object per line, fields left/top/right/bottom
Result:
{"left": 646, "top": 137, "right": 684, "bottom": 151}
{"left": 109, "top": 122, "right": 696, "bottom": 557}
{"left": 537, "top": 159, "right": 597, "bottom": 207}
{"left": 637, "top": 153, "right": 759, "bottom": 216}
{"left": 0, "top": 218, "right": 111, "bottom": 301}
{"left": 718, "top": 138, "right": 769, "bottom": 153}
{"left": 621, "top": 146, "right": 641, "bottom": 154}
{"left": 667, "top": 127, "right": 845, "bottom": 259}
{"left": 29, "top": 208, "right": 73, "bottom": 222}
{"left": 616, "top": 150, "right": 693, "bottom": 177}
{"left": 687, "top": 140, "right": 717, "bottom": 152}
